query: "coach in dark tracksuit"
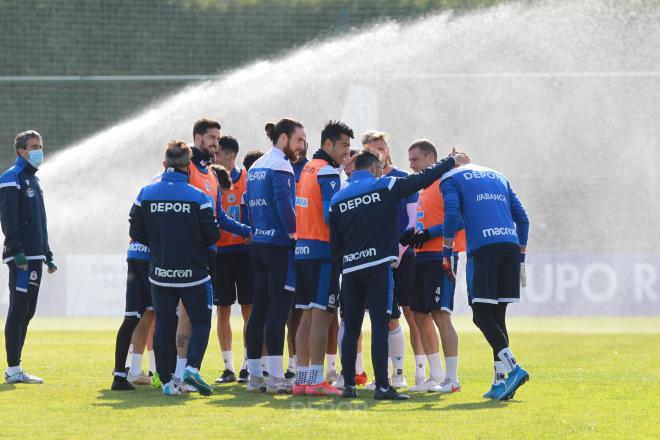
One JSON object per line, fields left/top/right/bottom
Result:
{"left": 1, "top": 130, "right": 57, "bottom": 385}
{"left": 329, "top": 149, "right": 466, "bottom": 400}
{"left": 129, "top": 140, "right": 219, "bottom": 397}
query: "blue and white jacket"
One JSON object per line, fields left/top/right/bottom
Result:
{"left": 245, "top": 147, "right": 296, "bottom": 246}
{"left": 0, "top": 156, "right": 52, "bottom": 263}
{"left": 129, "top": 169, "right": 220, "bottom": 287}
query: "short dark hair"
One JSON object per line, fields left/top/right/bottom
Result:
{"left": 165, "top": 140, "right": 192, "bottom": 168}
{"left": 219, "top": 135, "right": 239, "bottom": 155}
{"left": 321, "top": 120, "right": 354, "bottom": 146}
{"left": 193, "top": 118, "right": 221, "bottom": 137}
{"left": 14, "top": 130, "right": 42, "bottom": 151}
{"left": 408, "top": 139, "right": 437, "bottom": 161}
{"left": 265, "top": 118, "right": 303, "bottom": 144}
{"left": 242, "top": 150, "right": 264, "bottom": 170}
{"left": 210, "top": 164, "right": 232, "bottom": 190}
{"left": 354, "top": 149, "right": 381, "bottom": 171}
{"left": 349, "top": 149, "right": 358, "bottom": 157}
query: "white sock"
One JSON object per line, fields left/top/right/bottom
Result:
{"left": 388, "top": 325, "right": 405, "bottom": 374}
{"left": 287, "top": 356, "right": 296, "bottom": 372}
{"left": 148, "top": 350, "right": 156, "bottom": 373}
{"left": 309, "top": 364, "right": 324, "bottom": 385}
{"left": 267, "top": 355, "right": 284, "bottom": 379}
{"left": 6, "top": 365, "right": 21, "bottom": 376}
{"left": 222, "top": 350, "right": 235, "bottom": 372}
{"left": 414, "top": 355, "right": 426, "bottom": 378}
{"left": 427, "top": 352, "right": 445, "bottom": 382}
{"left": 326, "top": 354, "right": 337, "bottom": 373}
{"left": 355, "top": 352, "right": 365, "bottom": 375}
{"left": 185, "top": 365, "right": 199, "bottom": 374}
{"left": 174, "top": 357, "right": 187, "bottom": 380}
{"left": 445, "top": 356, "right": 459, "bottom": 383}
{"left": 494, "top": 361, "right": 506, "bottom": 385}
{"left": 125, "top": 344, "right": 133, "bottom": 369}
{"left": 295, "top": 366, "right": 308, "bottom": 385}
{"left": 248, "top": 359, "right": 263, "bottom": 377}
{"left": 261, "top": 358, "right": 268, "bottom": 374}
{"left": 129, "top": 353, "right": 143, "bottom": 376}
{"left": 241, "top": 351, "right": 248, "bottom": 370}
{"left": 497, "top": 348, "right": 518, "bottom": 373}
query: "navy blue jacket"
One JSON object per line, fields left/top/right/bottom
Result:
{"left": 329, "top": 156, "right": 456, "bottom": 274}
{"left": 0, "top": 156, "right": 52, "bottom": 263}
{"left": 129, "top": 169, "right": 220, "bottom": 287}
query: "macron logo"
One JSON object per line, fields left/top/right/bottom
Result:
{"left": 338, "top": 192, "right": 381, "bottom": 213}
{"left": 128, "top": 242, "right": 149, "bottom": 253}
{"left": 343, "top": 248, "right": 377, "bottom": 264}
{"left": 482, "top": 227, "right": 516, "bottom": 238}
{"left": 150, "top": 202, "right": 191, "bottom": 213}
{"left": 254, "top": 228, "right": 275, "bottom": 237}
{"left": 154, "top": 267, "right": 192, "bottom": 278}
{"left": 295, "top": 246, "right": 310, "bottom": 256}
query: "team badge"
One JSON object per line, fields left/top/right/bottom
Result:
{"left": 26, "top": 188, "right": 35, "bottom": 198}
{"left": 228, "top": 193, "right": 236, "bottom": 203}
{"left": 328, "top": 295, "right": 336, "bottom": 305}
{"left": 205, "top": 181, "right": 211, "bottom": 192}
{"left": 30, "top": 271, "right": 38, "bottom": 281}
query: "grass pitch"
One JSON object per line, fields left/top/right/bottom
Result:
{"left": 1, "top": 316, "right": 658, "bottom": 439}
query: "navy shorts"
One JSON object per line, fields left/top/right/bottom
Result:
{"left": 412, "top": 256, "right": 458, "bottom": 314}
{"left": 125, "top": 260, "right": 152, "bottom": 318}
{"left": 214, "top": 251, "right": 252, "bottom": 306}
{"left": 295, "top": 259, "right": 340, "bottom": 311}
{"left": 466, "top": 243, "right": 520, "bottom": 305}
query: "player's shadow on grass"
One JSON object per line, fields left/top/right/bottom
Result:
{"left": 0, "top": 384, "right": 17, "bottom": 393}
{"left": 440, "top": 400, "right": 520, "bottom": 411}
{"left": 94, "top": 388, "right": 196, "bottom": 409}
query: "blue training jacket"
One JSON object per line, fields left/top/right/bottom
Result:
{"left": 129, "top": 169, "right": 220, "bottom": 287}
{"left": 0, "top": 156, "right": 52, "bottom": 263}
{"left": 245, "top": 147, "right": 296, "bottom": 246}
{"left": 440, "top": 164, "right": 529, "bottom": 255}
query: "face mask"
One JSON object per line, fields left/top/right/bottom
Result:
{"left": 27, "top": 150, "right": 44, "bottom": 168}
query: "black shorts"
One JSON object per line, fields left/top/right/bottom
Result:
{"left": 125, "top": 260, "right": 152, "bottom": 317}
{"left": 392, "top": 251, "right": 415, "bottom": 307}
{"left": 412, "top": 256, "right": 458, "bottom": 314}
{"left": 295, "top": 259, "right": 340, "bottom": 311}
{"left": 466, "top": 243, "right": 520, "bottom": 305}
{"left": 214, "top": 251, "right": 252, "bottom": 306}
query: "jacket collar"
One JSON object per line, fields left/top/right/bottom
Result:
{"left": 191, "top": 146, "right": 212, "bottom": 169}
{"left": 15, "top": 156, "right": 37, "bottom": 175}
{"left": 161, "top": 168, "right": 189, "bottom": 182}
{"left": 312, "top": 149, "right": 339, "bottom": 168}
{"left": 348, "top": 169, "right": 375, "bottom": 181}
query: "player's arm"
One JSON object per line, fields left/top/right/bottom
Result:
{"left": 508, "top": 182, "right": 529, "bottom": 287}
{"left": 240, "top": 192, "right": 249, "bottom": 226}
{"left": 217, "top": 204, "right": 251, "bottom": 237}
{"left": 440, "top": 177, "right": 463, "bottom": 281}
{"left": 318, "top": 168, "right": 341, "bottom": 224}
{"left": 328, "top": 203, "right": 343, "bottom": 263}
{"left": 390, "top": 155, "right": 460, "bottom": 199}
{"left": 399, "top": 198, "right": 418, "bottom": 246}
{"left": 199, "top": 194, "right": 221, "bottom": 246}
{"left": 128, "top": 189, "right": 149, "bottom": 246}
{"left": 0, "top": 177, "right": 25, "bottom": 266}
{"left": 273, "top": 170, "right": 296, "bottom": 238}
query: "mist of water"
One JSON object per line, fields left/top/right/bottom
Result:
{"left": 28, "top": 0, "right": 660, "bottom": 315}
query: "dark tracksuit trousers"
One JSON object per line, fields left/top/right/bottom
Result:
{"left": 246, "top": 243, "right": 294, "bottom": 360}
{"left": 340, "top": 262, "right": 394, "bottom": 389}
{"left": 151, "top": 282, "right": 212, "bottom": 384}
{"left": 5, "top": 260, "right": 43, "bottom": 368}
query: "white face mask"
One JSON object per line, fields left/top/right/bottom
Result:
{"left": 27, "top": 150, "right": 44, "bottom": 167}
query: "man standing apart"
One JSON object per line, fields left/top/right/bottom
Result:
{"left": 129, "top": 140, "right": 220, "bottom": 396}
{"left": 1, "top": 130, "right": 57, "bottom": 384}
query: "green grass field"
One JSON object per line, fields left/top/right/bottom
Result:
{"left": 1, "top": 317, "right": 658, "bottom": 439}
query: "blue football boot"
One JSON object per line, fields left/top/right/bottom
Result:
{"left": 497, "top": 366, "right": 529, "bottom": 401}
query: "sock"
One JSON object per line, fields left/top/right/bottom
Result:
{"left": 497, "top": 348, "right": 518, "bottom": 373}
{"left": 445, "top": 356, "right": 459, "bottom": 383}
{"left": 6, "top": 365, "right": 21, "bottom": 376}
{"left": 125, "top": 344, "right": 133, "bottom": 369}
{"left": 295, "top": 366, "right": 308, "bottom": 385}
{"left": 388, "top": 325, "right": 405, "bottom": 375}
{"left": 427, "top": 352, "right": 445, "bottom": 382}
{"left": 494, "top": 361, "right": 506, "bottom": 385}
{"left": 129, "top": 353, "right": 143, "bottom": 376}
{"left": 261, "top": 358, "right": 268, "bottom": 374}
{"left": 248, "top": 359, "right": 263, "bottom": 378}
{"left": 326, "top": 354, "right": 337, "bottom": 373}
{"left": 355, "top": 352, "right": 365, "bottom": 375}
{"left": 267, "top": 355, "right": 284, "bottom": 379}
{"left": 148, "top": 350, "right": 156, "bottom": 374}
{"left": 309, "top": 365, "right": 324, "bottom": 385}
{"left": 222, "top": 350, "right": 235, "bottom": 372}
{"left": 174, "top": 357, "right": 187, "bottom": 380}
{"left": 414, "top": 355, "right": 426, "bottom": 378}
{"left": 287, "top": 356, "right": 296, "bottom": 373}
{"left": 185, "top": 365, "right": 199, "bottom": 374}
{"left": 241, "top": 351, "right": 248, "bottom": 370}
